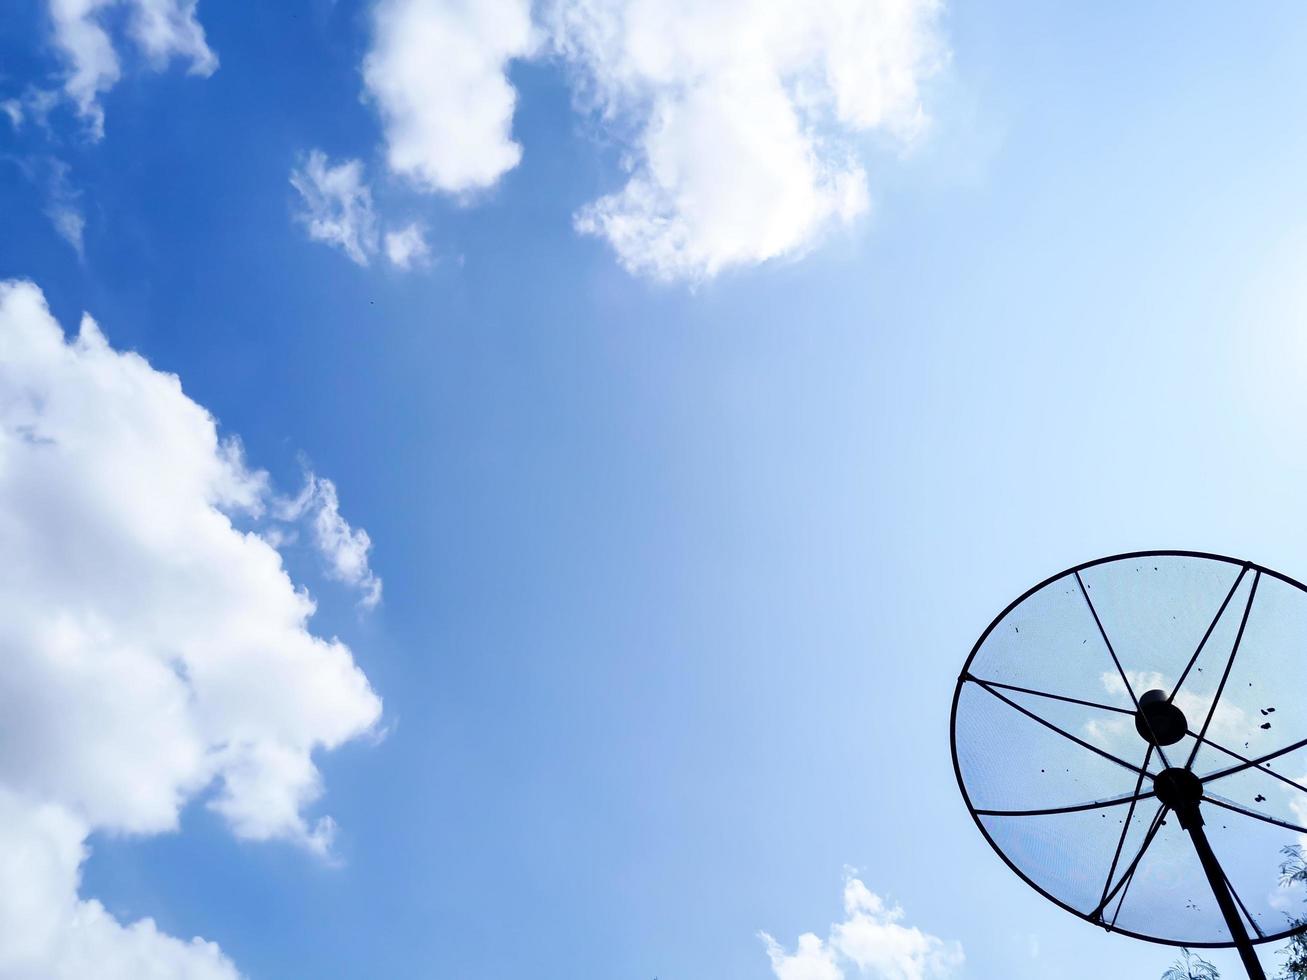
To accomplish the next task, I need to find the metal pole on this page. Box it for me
[1174,802,1266,980]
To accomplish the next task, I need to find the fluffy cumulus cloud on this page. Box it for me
[363,0,537,194]
[45,0,217,137]
[548,0,943,280]
[0,791,239,979]
[357,0,944,281]
[0,280,383,976]
[762,877,963,980]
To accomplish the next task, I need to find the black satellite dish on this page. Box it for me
[952,551,1307,980]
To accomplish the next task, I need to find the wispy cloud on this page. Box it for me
[2,155,87,257]
[277,473,384,609]
[290,150,434,272]
[44,158,85,257]
[290,150,381,266]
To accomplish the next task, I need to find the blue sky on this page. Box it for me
[5,2,1307,979]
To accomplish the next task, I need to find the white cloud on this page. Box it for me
[568,73,870,282]
[46,0,217,138]
[47,206,85,255]
[0,280,382,973]
[549,0,944,281]
[279,474,383,609]
[0,790,240,979]
[290,151,381,265]
[0,100,22,128]
[44,159,85,257]
[356,0,943,281]
[0,88,61,136]
[1097,671,1252,754]
[363,0,536,194]
[762,877,963,980]
[5,156,86,257]
[289,152,435,271]
[766,932,844,980]
[384,222,432,269]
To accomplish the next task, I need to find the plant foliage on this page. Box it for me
[1161,948,1221,980]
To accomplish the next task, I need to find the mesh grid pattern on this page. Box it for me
[953,553,1307,946]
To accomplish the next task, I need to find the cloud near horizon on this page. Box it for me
[762,877,964,980]
[0,279,383,977]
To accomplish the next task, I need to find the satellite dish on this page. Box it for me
[952,551,1307,980]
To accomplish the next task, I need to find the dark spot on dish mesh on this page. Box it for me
[1262,722,1272,730]
[1256,794,1267,803]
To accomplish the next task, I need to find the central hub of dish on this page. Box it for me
[1153,766,1202,806]
[1152,767,1205,831]
[1134,688,1188,747]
